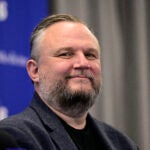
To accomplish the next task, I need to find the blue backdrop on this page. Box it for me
[0,0,48,119]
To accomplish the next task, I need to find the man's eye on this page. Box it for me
[58,52,73,58]
[85,53,97,59]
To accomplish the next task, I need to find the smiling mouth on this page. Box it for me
[66,75,93,81]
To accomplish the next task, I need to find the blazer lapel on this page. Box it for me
[30,92,78,150]
[49,125,77,150]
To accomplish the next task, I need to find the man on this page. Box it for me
[0,14,138,150]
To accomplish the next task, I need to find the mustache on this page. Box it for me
[65,72,94,81]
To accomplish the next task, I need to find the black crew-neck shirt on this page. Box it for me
[61,118,103,150]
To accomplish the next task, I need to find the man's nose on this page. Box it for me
[73,53,90,69]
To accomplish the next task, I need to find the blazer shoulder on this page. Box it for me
[0,107,50,150]
[0,106,42,132]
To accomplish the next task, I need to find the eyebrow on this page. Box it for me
[56,47,75,52]
[56,46,99,53]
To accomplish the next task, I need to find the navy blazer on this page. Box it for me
[0,92,138,150]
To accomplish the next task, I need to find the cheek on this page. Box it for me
[91,62,101,77]
[47,62,72,79]
[91,64,101,87]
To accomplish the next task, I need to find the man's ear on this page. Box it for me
[26,59,39,83]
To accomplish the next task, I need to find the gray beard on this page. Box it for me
[39,79,100,117]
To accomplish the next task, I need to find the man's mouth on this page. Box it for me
[66,74,93,81]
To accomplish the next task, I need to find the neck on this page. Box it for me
[49,106,88,129]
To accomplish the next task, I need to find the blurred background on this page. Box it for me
[0,0,149,149]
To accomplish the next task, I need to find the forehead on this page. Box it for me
[40,21,100,51]
[45,22,91,36]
